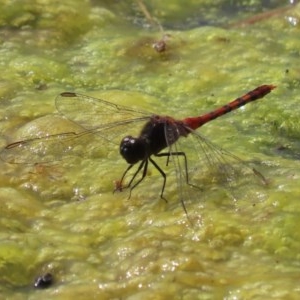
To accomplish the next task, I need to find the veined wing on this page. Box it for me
[1,130,90,164]
[55,92,151,130]
[160,122,268,215]
[182,126,268,193]
[1,93,152,164]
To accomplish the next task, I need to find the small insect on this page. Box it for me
[1,85,275,213]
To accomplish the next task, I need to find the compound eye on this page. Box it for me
[120,136,146,164]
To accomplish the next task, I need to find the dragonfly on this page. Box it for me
[1,85,276,214]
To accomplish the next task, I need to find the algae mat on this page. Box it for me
[0,1,299,299]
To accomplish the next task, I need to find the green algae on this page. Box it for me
[0,0,300,299]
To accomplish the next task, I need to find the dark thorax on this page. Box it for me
[119,115,190,165]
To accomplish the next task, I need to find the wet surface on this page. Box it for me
[0,1,299,299]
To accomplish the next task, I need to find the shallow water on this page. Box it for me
[0,0,300,299]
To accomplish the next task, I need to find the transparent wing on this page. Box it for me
[1,93,152,164]
[155,122,268,216]
[1,131,89,164]
[55,92,151,130]
[181,126,268,197]
[164,122,192,215]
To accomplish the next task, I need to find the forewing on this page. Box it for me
[55,92,150,130]
[1,93,152,164]
[1,131,87,164]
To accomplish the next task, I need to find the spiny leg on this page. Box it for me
[114,161,146,197]
[114,164,134,193]
[114,160,148,199]
[149,157,167,202]
[156,151,201,189]
[126,159,148,198]
[156,151,202,216]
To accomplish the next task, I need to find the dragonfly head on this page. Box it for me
[120,136,147,164]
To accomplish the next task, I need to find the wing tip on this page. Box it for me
[60,92,77,97]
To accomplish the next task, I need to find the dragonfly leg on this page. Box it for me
[115,160,149,199]
[156,151,204,216]
[126,159,148,198]
[114,164,134,193]
[156,151,203,191]
[149,157,167,202]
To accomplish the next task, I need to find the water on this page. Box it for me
[0,1,299,299]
